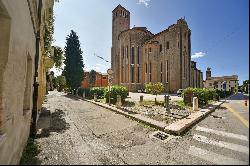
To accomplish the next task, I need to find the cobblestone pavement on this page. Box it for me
[34,91,249,165]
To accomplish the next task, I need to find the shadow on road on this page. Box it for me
[36,108,70,139]
[63,94,81,101]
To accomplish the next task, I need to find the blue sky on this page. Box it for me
[52,0,249,85]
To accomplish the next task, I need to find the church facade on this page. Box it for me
[111,5,203,92]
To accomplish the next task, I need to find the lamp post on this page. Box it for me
[107,69,113,106]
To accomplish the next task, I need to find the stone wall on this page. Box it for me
[0,0,36,164]
[0,0,53,164]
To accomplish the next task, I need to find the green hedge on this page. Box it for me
[183,88,234,106]
[89,87,106,99]
[182,88,217,106]
[77,88,91,98]
[105,85,128,104]
[215,90,233,99]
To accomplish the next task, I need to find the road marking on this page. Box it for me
[193,134,249,154]
[188,145,249,165]
[196,126,249,141]
[223,103,249,128]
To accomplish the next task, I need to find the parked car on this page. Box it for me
[177,89,183,97]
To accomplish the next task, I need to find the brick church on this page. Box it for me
[111,5,203,93]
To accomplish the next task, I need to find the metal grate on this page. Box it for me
[153,132,169,140]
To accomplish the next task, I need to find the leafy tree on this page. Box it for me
[57,75,67,92]
[242,80,249,93]
[52,77,59,89]
[52,46,64,69]
[63,30,84,93]
[145,82,165,104]
[89,70,97,87]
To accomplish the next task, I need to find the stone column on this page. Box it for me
[116,95,122,108]
[94,93,97,102]
[193,97,199,111]
[139,95,144,106]
[165,95,170,113]
[82,91,85,99]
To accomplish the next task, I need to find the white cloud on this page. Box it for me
[191,52,206,59]
[137,0,151,7]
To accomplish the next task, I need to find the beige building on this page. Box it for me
[111,5,203,92]
[203,68,238,92]
[0,0,54,164]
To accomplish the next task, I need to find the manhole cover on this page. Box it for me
[153,132,169,140]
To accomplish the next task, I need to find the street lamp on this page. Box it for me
[107,68,113,106]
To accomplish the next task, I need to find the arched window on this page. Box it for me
[131,47,135,64]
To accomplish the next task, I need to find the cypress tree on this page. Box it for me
[63,30,84,92]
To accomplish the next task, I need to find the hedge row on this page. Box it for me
[182,88,234,106]
[182,88,216,106]
[105,85,129,104]
[77,85,129,104]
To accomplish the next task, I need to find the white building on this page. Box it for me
[203,68,238,92]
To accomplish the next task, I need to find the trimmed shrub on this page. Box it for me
[77,88,91,98]
[89,87,106,99]
[183,88,217,106]
[105,85,128,104]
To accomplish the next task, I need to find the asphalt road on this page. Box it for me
[34,91,249,165]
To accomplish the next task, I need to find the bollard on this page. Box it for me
[94,93,97,102]
[193,97,199,111]
[139,95,144,106]
[165,95,170,113]
[76,89,79,96]
[116,95,122,108]
[82,91,85,99]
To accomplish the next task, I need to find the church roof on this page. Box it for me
[118,27,153,39]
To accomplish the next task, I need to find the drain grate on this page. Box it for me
[153,132,169,140]
[211,114,225,119]
[150,131,180,142]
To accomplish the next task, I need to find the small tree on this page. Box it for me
[145,82,165,104]
[89,70,97,87]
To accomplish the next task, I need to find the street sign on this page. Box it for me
[108,75,113,85]
[107,68,113,75]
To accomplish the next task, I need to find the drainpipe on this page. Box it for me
[30,0,42,138]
